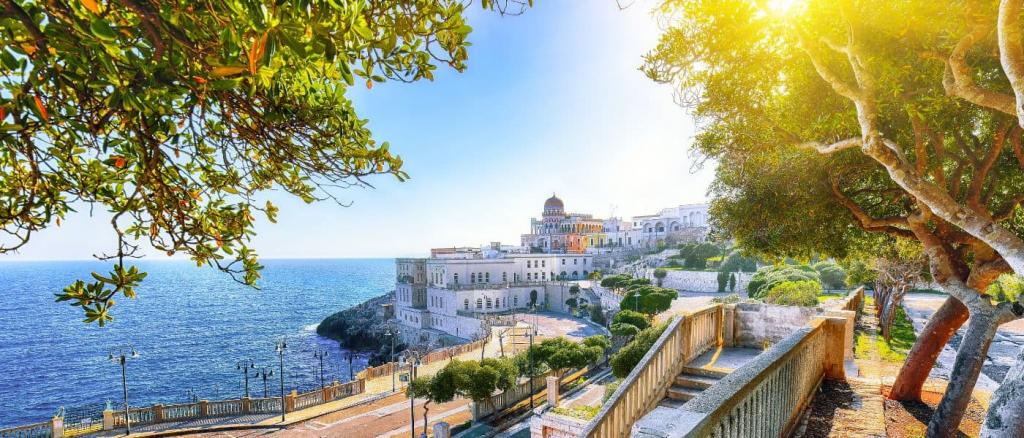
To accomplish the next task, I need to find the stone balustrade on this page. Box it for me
[581,304,724,438]
[633,315,847,437]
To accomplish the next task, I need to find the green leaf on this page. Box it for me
[89,19,118,42]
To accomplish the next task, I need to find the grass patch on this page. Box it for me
[552,405,601,421]
[856,296,917,363]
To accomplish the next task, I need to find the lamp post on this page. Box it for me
[255,367,274,398]
[236,359,255,398]
[275,339,287,423]
[346,352,355,382]
[108,344,139,436]
[313,348,328,389]
[528,307,537,410]
[185,388,199,403]
[385,326,400,392]
[401,352,421,438]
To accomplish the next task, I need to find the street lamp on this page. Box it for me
[255,366,274,398]
[185,388,199,404]
[108,344,139,436]
[236,359,256,398]
[275,339,287,423]
[346,352,355,382]
[384,326,400,392]
[401,352,422,438]
[528,308,538,411]
[313,348,328,389]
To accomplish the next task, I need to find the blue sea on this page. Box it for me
[0,258,393,428]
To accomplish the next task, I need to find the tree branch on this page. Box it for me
[999,0,1024,126]
[928,24,1018,115]
[798,137,861,154]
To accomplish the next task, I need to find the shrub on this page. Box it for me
[600,274,633,290]
[610,309,649,336]
[620,286,677,316]
[813,261,847,290]
[611,323,668,378]
[747,265,821,299]
[653,268,667,286]
[764,280,820,307]
[716,271,728,292]
[988,274,1024,303]
[720,250,758,272]
[711,293,741,304]
[728,273,737,292]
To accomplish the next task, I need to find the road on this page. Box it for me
[181,392,471,437]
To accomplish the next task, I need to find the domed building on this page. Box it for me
[523,194,605,253]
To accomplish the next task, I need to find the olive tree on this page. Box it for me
[645,1,1024,434]
[0,0,526,325]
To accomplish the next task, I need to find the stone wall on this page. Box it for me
[727,302,821,348]
[660,270,752,294]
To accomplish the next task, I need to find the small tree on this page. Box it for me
[531,337,602,380]
[583,335,612,364]
[764,280,820,307]
[611,323,668,378]
[610,309,651,338]
[407,367,457,437]
[529,290,538,308]
[653,268,668,286]
[728,273,737,292]
[620,286,677,317]
[588,304,607,326]
[716,271,728,293]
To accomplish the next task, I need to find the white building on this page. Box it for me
[395,252,594,339]
[630,203,711,247]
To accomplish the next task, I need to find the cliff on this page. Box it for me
[316,293,394,351]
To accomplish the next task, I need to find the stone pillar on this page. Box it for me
[153,404,164,422]
[241,397,250,414]
[199,400,209,417]
[825,309,857,359]
[433,422,451,438]
[102,409,114,431]
[284,390,297,412]
[322,385,333,403]
[546,376,559,408]
[51,416,64,438]
[812,316,847,381]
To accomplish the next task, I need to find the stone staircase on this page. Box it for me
[659,366,728,409]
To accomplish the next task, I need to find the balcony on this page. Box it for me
[442,280,549,291]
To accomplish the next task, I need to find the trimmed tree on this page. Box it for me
[619,286,677,317]
[653,268,668,286]
[645,1,1024,434]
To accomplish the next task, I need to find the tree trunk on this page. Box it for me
[422,401,429,437]
[982,343,1024,437]
[890,296,969,401]
[927,311,1000,438]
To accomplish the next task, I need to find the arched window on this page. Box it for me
[453,273,459,284]
[486,297,493,309]
[583,270,589,277]
[503,272,508,282]
[471,273,476,283]
[476,298,483,309]
[485,272,490,282]
[513,295,519,306]
[464,299,469,310]
[572,271,579,279]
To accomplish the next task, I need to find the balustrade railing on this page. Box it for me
[250,397,282,414]
[206,400,243,417]
[583,304,724,438]
[294,391,324,411]
[161,403,200,421]
[112,406,155,428]
[0,421,52,438]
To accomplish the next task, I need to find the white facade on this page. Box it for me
[394,253,594,339]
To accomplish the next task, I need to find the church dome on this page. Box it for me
[544,194,564,213]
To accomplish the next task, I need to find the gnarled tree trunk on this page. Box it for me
[927,310,1001,438]
[890,296,969,401]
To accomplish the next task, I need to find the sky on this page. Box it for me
[3,1,712,261]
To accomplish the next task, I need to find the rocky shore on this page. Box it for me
[316,293,403,366]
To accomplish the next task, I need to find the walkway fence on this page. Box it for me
[0,379,364,438]
[582,304,724,438]
[633,288,863,438]
[358,338,486,380]
[472,366,590,420]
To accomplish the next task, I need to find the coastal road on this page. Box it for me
[181,392,471,438]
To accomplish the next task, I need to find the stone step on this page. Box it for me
[674,373,720,390]
[665,385,703,401]
[657,397,688,409]
[680,366,729,379]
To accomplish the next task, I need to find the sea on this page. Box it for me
[0,258,394,428]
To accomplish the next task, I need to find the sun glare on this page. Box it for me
[766,0,801,16]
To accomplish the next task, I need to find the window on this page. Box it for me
[573,271,578,279]
[562,259,566,265]
[542,272,547,280]
[453,273,459,284]
[470,273,476,283]
[583,259,587,265]
[514,295,519,306]
[464,299,469,310]
[486,298,493,309]
[503,272,507,282]
[476,298,483,309]
[485,272,490,282]
[583,270,589,277]
[527,260,531,268]
[542,260,546,267]
[574,258,578,265]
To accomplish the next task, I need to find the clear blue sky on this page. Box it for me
[4,1,712,261]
